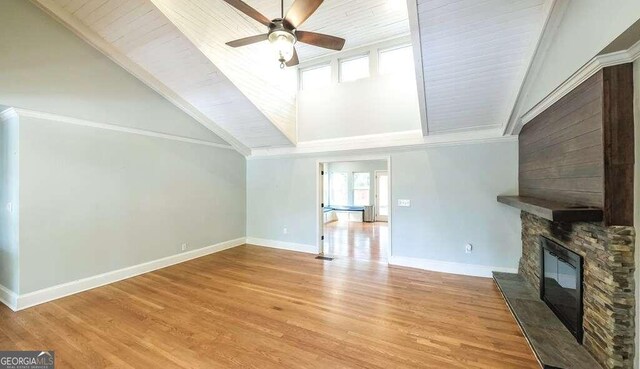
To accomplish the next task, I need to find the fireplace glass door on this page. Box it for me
[540,237,583,342]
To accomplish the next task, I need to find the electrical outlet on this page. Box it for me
[181,243,188,252]
[283,227,288,235]
[465,243,473,254]
[398,199,411,207]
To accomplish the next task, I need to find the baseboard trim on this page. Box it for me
[389,256,518,278]
[0,284,18,311]
[246,237,317,254]
[7,237,246,311]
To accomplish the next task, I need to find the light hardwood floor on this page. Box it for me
[0,245,537,368]
[324,221,388,261]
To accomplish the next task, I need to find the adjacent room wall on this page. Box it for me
[247,140,521,275]
[523,0,640,114]
[0,0,247,296]
[0,111,19,293]
[0,0,226,144]
[326,160,387,206]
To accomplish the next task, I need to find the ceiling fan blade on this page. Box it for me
[286,47,299,67]
[226,34,268,47]
[284,0,323,29]
[296,31,345,51]
[221,0,271,26]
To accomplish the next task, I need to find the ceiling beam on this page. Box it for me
[501,0,572,136]
[501,0,560,136]
[406,0,429,136]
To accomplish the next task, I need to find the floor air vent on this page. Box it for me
[315,255,334,261]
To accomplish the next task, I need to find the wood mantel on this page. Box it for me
[497,195,603,222]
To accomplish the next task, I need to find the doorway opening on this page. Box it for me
[317,158,390,262]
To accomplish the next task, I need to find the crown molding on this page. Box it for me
[510,39,640,135]
[248,127,516,159]
[11,108,235,150]
[30,0,251,156]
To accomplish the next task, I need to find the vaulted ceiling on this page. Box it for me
[33,0,553,155]
[414,0,549,135]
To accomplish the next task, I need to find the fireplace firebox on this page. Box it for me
[540,236,584,342]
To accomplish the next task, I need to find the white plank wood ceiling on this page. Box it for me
[230,0,411,60]
[417,0,548,134]
[32,0,554,153]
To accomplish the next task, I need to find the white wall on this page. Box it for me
[0,112,19,292]
[297,42,421,142]
[247,139,521,275]
[633,59,640,369]
[0,0,247,296]
[326,160,387,206]
[523,0,640,113]
[0,0,226,144]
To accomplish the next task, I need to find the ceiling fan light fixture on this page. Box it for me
[269,30,296,68]
[223,0,345,68]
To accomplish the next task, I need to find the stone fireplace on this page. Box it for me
[493,63,638,368]
[519,212,635,369]
[495,63,636,368]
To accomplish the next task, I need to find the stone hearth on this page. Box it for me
[519,212,636,369]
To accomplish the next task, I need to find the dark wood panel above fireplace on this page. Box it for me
[517,64,634,226]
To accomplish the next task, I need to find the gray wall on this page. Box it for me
[326,160,387,206]
[0,0,225,144]
[0,113,19,292]
[18,116,245,294]
[247,140,521,269]
[0,0,247,294]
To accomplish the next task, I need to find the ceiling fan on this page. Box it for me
[223,0,346,68]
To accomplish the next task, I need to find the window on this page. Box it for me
[353,172,370,206]
[300,64,331,90]
[339,54,369,82]
[329,172,348,205]
[378,45,414,75]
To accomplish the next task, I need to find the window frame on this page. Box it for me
[352,172,371,206]
[377,43,413,76]
[299,63,332,91]
[338,53,371,83]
